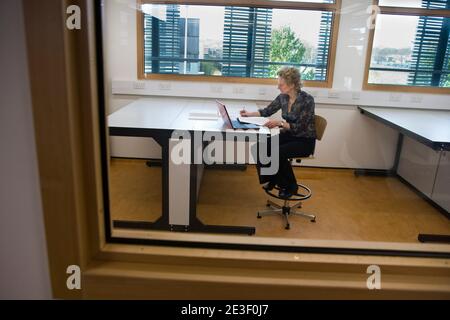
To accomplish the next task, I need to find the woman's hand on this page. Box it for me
[240,109,250,117]
[264,120,289,129]
[240,110,261,117]
[263,120,282,129]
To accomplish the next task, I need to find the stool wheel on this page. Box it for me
[285,224,290,230]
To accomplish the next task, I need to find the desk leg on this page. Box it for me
[354,133,404,177]
[351,131,450,244]
[146,160,162,167]
[113,134,171,231]
[186,161,255,236]
[418,234,450,244]
[114,136,192,231]
[114,133,255,235]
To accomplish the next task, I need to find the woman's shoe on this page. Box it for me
[278,188,293,199]
[263,181,276,191]
[288,185,298,196]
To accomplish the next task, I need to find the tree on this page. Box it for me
[200,61,221,76]
[444,59,450,87]
[269,26,306,77]
[301,68,315,80]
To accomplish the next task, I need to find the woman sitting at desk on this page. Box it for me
[240,67,316,198]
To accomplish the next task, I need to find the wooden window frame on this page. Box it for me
[23,0,450,299]
[136,0,342,88]
[363,0,450,94]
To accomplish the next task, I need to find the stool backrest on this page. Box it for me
[315,115,327,141]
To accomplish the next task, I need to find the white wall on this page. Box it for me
[0,0,52,299]
[104,0,449,168]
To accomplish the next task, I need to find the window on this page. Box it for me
[20,0,450,300]
[102,0,450,258]
[364,0,450,92]
[137,0,341,87]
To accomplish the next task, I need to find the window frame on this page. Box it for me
[23,0,450,299]
[363,0,450,93]
[136,0,342,88]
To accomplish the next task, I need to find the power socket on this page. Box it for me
[410,95,423,103]
[389,93,402,102]
[232,87,245,95]
[158,82,172,91]
[352,92,361,100]
[309,90,318,98]
[211,85,223,94]
[328,91,339,99]
[133,81,146,89]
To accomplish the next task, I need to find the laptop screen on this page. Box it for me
[216,100,233,129]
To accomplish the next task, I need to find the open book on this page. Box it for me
[237,117,266,126]
[238,110,282,126]
[189,110,218,120]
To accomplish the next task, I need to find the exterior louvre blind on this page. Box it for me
[142,3,335,81]
[408,0,450,86]
[222,7,273,77]
[144,5,181,74]
[315,11,332,81]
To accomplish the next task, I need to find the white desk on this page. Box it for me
[109,97,276,235]
[357,107,450,151]
[356,106,450,244]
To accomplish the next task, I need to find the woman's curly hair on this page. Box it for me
[277,67,303,91]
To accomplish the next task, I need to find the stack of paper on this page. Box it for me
[237,117,267,126]
[238,109,282,126]
[189,110,218,120]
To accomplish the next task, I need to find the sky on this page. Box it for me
[373,14,418,49]
[143,5,323,48]
[142,1,427,52]
[378,0,422,7]
[373,0,426,49]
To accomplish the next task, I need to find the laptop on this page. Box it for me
[216,100,260,130]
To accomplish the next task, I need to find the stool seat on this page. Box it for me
[257,115,326,230]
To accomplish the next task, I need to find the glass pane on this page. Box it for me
[379,0,450,9]
[270,0,334,2]
[142,4,333,81]
[368,14,450,87]
[101,1,450,254]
